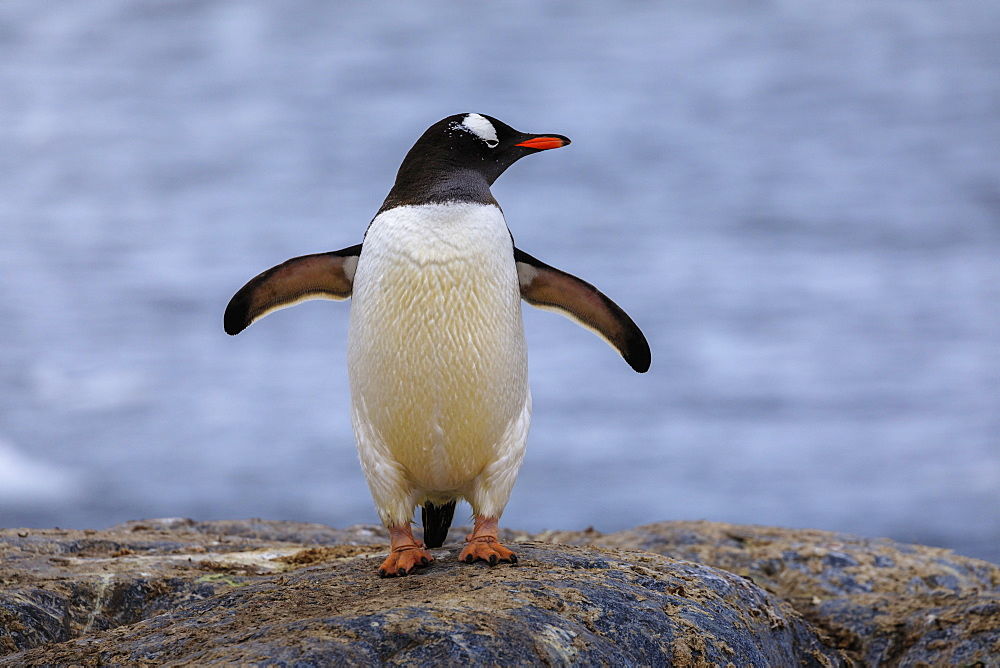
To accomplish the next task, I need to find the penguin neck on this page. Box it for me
[378,157,502,214]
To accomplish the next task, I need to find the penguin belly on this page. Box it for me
[347,203,530,527]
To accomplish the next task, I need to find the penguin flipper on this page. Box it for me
[224,244,362,335]
[514,247,650,373]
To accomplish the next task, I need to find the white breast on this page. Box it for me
[347,203,529,499]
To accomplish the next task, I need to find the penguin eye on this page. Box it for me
[484,138,499,149]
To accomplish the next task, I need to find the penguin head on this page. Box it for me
[381,114,570,210]
[438,113,570,179]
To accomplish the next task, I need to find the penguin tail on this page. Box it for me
[421,500,457,548]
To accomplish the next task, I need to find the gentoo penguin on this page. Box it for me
[225,113,650,577]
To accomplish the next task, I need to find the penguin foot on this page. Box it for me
[458,516,517,566]
[377,544,433,578]
[459,535,517,566]
[378,523,434,577]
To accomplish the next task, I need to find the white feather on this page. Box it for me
[347,202,530,527]
[458,113,499,147]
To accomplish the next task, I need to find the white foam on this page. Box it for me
[32,363,148,413]
[0,437,81,503]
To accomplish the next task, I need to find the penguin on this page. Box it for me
[225,113,650,577]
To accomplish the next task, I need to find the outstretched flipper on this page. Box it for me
[224,244,362,335]
[514,248,650,373]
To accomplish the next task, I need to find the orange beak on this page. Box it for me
[515,136,570,150]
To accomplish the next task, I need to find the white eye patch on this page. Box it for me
[458,113,499,148]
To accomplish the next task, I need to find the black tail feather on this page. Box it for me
[421,500,457,548]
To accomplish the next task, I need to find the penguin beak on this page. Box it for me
[515,135,571,151]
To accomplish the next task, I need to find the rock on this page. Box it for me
[547,522,1000,666]
[0,519,387,657]
[0,519,996,665]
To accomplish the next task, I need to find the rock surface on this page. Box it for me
[552,522,1000,666]
[0,519,997,666]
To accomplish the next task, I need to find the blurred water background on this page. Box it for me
[1,1,998,562]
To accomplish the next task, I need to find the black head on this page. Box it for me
[379,113,570,212]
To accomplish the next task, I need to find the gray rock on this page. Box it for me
[1,519,996,665]
[548,521,1000,666]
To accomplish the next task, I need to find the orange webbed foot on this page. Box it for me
[378,523,433,577]
[458,516,517,566]
[377,544,433,577]
[459,535,517,566]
